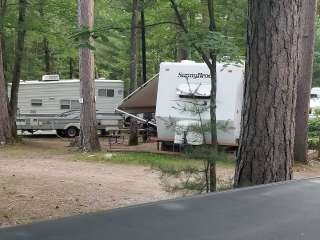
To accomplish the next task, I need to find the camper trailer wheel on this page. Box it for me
[27,130,37,134]
[66,127,79,138]
[56,129,66,138]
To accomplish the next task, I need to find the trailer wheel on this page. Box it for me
[65,127,79,138]
[56,129,66,138]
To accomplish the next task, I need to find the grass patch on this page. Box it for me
[77,152,235,174]
[0,139,70,158]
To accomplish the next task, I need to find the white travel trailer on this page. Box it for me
[310,87,320,118]
[9,75,124,137]
[117,61,244,146]
[156,61,244,146]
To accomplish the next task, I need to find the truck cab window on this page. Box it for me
[31,99,43,107]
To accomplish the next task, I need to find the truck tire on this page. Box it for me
[65,127,79,138]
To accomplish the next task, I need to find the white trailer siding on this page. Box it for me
[8,79,123,116]
[155,61,244,146]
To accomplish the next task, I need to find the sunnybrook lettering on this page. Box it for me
[177,72,211,79]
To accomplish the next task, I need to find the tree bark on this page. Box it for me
[129,0,139,93]
[0,38,12,144]
[235,0,301,187]
[294,0,317,163]
[79,0,101,152]
[9,0,27,138]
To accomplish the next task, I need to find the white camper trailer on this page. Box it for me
[156,61,244,146]
[310,87,320,118]
[117,61,244,146]
[9,75,124,137]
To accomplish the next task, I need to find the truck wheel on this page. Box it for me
[66,127,79,138]
[56,129,66,138]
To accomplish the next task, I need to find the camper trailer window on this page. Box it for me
[71,100,80,110]
[60,100,70,110]
[107,89,114,97]
[31,99,43,107]
[98,89,107,97]
[177,83,211,99]
[98,88,114,97]
[60,100,80,110]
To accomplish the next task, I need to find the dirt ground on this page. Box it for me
[0,138,176,228]
[1,137,320,229]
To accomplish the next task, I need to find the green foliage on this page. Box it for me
[2,0,247,92]
[308,111,320,149]
[313,17,320,86]
[78,151,232,170]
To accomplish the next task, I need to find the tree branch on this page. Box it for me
[169,0,212,68]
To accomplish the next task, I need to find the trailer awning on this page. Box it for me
[117,75,158,113]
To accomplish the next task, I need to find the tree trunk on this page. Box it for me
[170,0,218,192]
[9,0,27,139]
[176,12,189,61]
[129,118,139,146]
[0,0,7,82]
[207,0,217,192]
[294,0,317,163]
[69,57,74,79]
[129,0,139,93]
[0,37,12,144]
[79,0,101,152]
[39,0,51,74]
[235,0,301,187]
[42,37,51,74]
[140,0,147,84]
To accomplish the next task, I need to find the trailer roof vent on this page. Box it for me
[41,74,60,81]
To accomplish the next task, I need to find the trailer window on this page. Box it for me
[31,99,43,107]
[107,89,114,97]
[98,89,107,97]
[60,100,70,110]
[98,88,114,97]
[177,83,211,99]
[60,100,80,110]
[71,100,80,110]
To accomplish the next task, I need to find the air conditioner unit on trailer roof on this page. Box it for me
[42,74,60,81]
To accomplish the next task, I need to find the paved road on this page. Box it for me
[1,178,320,240]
